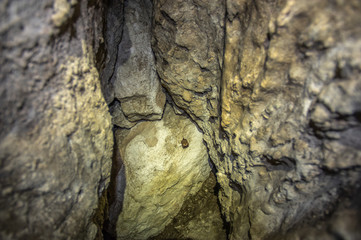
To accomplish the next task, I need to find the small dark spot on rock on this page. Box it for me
[181,138,189,148]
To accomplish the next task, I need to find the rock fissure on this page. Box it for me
[1,0,361,240]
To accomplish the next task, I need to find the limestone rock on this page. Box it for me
[152,0,361,239]
[2,0,361,239]
[114,104,210,239]
[150,173,227,240]
[113,0,166,122]
[100,0,125,104]
[152,0,225,121]
[217,1,361,238]
[110,101,137,129]
[0,1,113,239]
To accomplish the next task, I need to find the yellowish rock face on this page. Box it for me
[152,0,361,239]
[115,105,210,240]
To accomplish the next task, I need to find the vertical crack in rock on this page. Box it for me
[152,0,361,240]
[96,0,213,239]
[99,135,126,240]
[99,0,125,105]
[2,0,361,239]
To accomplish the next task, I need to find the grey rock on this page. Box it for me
[109,101,137,129]
[152,0,225,122]
[0,0,113,239]
[100,0,125,104]
[113,0,166,122]
[2,0,361,239]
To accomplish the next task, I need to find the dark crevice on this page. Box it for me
[99,0,125,104]
[95,0,228,239]
[160,10,177,26]
[102,132,126,240]
[92,1,126,239]
[214,180,231,240]
[262,155,296,172]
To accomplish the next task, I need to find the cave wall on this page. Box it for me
[114,105,210,239]
[0,0,113,239]
[153,0,361,239]
[1,0,361,239]
[100,1,213,239]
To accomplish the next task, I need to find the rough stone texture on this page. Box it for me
[2,0,361,239]
[153,0,361,239]
[152,0,225,122]
[111,0,166,122]
[0,0,113,239]
[273,187,361,240]
[99,0,124,104]
[109,100,137,129]
[114,104,210,240]
[150,172,227,240]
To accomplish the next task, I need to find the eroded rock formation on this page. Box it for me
[153,0,361,239]
[98,1,216,239]
[1,0,361,239]
[112,0,166,122]
[0,0,113,239]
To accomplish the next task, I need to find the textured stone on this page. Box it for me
[217,1,361,238]
[114,104,210,240]
[110,100,137,129]
[150,173,227,240]
[152,0,361,239]
[0,1,113,239]
[112,0,166,122]
[100,0,124,104]
[152,0,225,122]
[2,0,361,239]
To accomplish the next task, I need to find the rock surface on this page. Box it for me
[152,0,361,239]
[0,0,113,239]
[150,172,227,240]
[1,0,361,239]
[111,0,166,122]
[114,104,210,240]
[152,0,225,122]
